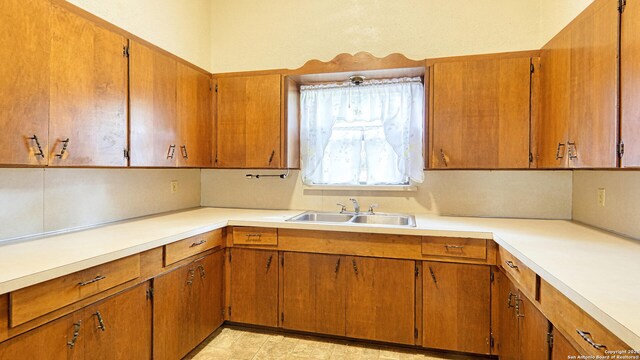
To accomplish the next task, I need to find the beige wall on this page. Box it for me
[0,169,201,242]
[201,170,573,220]
[66,0,211,70]
[539,0,594,46]
[573,171,640,240]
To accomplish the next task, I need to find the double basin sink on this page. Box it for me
[287,211,416,227]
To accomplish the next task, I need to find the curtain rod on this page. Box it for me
[300,76,422,91]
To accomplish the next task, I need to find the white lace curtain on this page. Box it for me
[300,77,424,185]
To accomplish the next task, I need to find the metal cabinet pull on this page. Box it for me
[568,141,578,160]
[505,260,519,270]
[428,267,438,286]
[78,275,106,287]
[186,268,195,285]
[266,255,273,271]
[55,138,70,158]
[444,244,464,251]
[507,292,516,308]
[190,240,207,247]
[555,143,566,160]
[67,321,82,349]
[245,234,262,242]
[29,135,45,158]
[180,145,188,159]
[439,149,449,167]
[94,311,106,332]
[334,258,341,274]
[197,264,206,278]
[167,144,176,159]
[576,330,607,350]
[352,259,358,276]
[268,150,275,165]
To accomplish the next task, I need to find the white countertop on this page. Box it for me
[0,207,638,349]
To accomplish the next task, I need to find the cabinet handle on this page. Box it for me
[78,275,106,287]
[555,143,566,160]
[94,311,106,332]
[505,260,519,270]
[428,267,438,286]
[439,149,449,167]
[576,329,607,351]
[67,321,82,349]
[266,255,273,271]
[28,135,45,158]
[167,144,176,159]
[187,268,195,285]
[55,138,70,159]
[190,239,207,247]
[568,141,578,160]
[268,150,275,165]
[334,258,341,274]
[444,244,464,251]
[180,145,188,159]
[197,264,206,278]
[352,259,358,276]
[507,292,516,308]
[245,234,262,242]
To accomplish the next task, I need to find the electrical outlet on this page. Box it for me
[597,188,606,207]
[170,180,178,194]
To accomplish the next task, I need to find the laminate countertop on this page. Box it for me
[0,207,638,348]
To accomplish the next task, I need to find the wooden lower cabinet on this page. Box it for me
[551,326,582,359]
[281,252,345,336]
[422,262,491,354]
[153,251,224,360]
[498,271,520,360]
[229,248,279,327]
[0,313,78,360]
[345,256,415,345]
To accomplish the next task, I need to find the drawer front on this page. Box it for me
[422,237,487,260]
[164,230,224,266]
[233,227,277,246]
[10,255,140,327]
[540,280,631,356]
[498,247,537,298]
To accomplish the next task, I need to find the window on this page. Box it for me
[300,77,424,186]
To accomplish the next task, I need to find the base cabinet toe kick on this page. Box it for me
[0,226,635,359]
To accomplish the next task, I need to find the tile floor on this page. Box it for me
[184,326,485,360]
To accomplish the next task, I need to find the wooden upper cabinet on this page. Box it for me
[177,63,213,167]
[48,5,128,167]
[130,41,179,167]
[621,0,640,167]
[539,0,619,168]
[422,262,491,355]
[216,74,282,168]
[431,57,532,169]
[0,0,50,166]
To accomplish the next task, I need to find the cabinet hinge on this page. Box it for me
[530,63,535,74]
[619,0,627,13]
[221,308,226,316]
[414,266,419,277]
[215,84,218,92]
[281,256,284,267]
[414,328,418,338]
[228,251,232,263]
[124,148,129,159]
[547,332,554,349]
[146,288,154,300]
[228,306,232,317]
[490,271,495,283]
[122,45,130,58]
[529,152,533,163]
[617,141,625,158]
[281,312,285,323]
[490,336,495,348]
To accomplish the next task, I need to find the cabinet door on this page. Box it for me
[0,312,80,360]
[432,57,531,169]
[567,0,618,168]
[192,251,224,344]
[345,256,415,345]
[83,283,152,359]
[0,0,50,165]
[130,41,178,167]
[517,292,550,360]
[539,30,571,168]
[216,74,281,168]
[281,252,345,336]
[422,262,491,354]
[621,0,640,167]
[229,248,278,327]
[498,273,520,360]
[49,5,128,167]
[153,260,196,360]
[551,326,582,359]
[177,63,212,167]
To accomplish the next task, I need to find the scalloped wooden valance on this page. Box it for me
[288,52,425,75]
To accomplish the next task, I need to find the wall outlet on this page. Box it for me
[597,188,606,207]
[170,180,178,194]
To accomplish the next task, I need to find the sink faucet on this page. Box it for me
[349,198,360,214]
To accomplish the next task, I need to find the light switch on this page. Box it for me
[171,180,178,193]
[597,188,605,207]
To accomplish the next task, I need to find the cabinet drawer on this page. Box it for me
[10,255,140,327]
[498,247,536,298]
[164,230,223,266]
[422,237,487,260]
[540,280,631,356]
[233,227,277,246]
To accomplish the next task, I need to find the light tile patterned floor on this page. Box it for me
[184,326,485,360]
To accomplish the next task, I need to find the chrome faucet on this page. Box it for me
[349,198,360,214]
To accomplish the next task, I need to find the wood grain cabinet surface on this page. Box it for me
[431,56,532,169]
[621,0,640,167]
[215,74,282,168]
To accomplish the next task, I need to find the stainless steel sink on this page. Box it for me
[287,211,416,227]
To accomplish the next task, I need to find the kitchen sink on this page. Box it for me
[287,211,416,227]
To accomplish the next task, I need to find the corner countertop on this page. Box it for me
[0,207,638,349]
